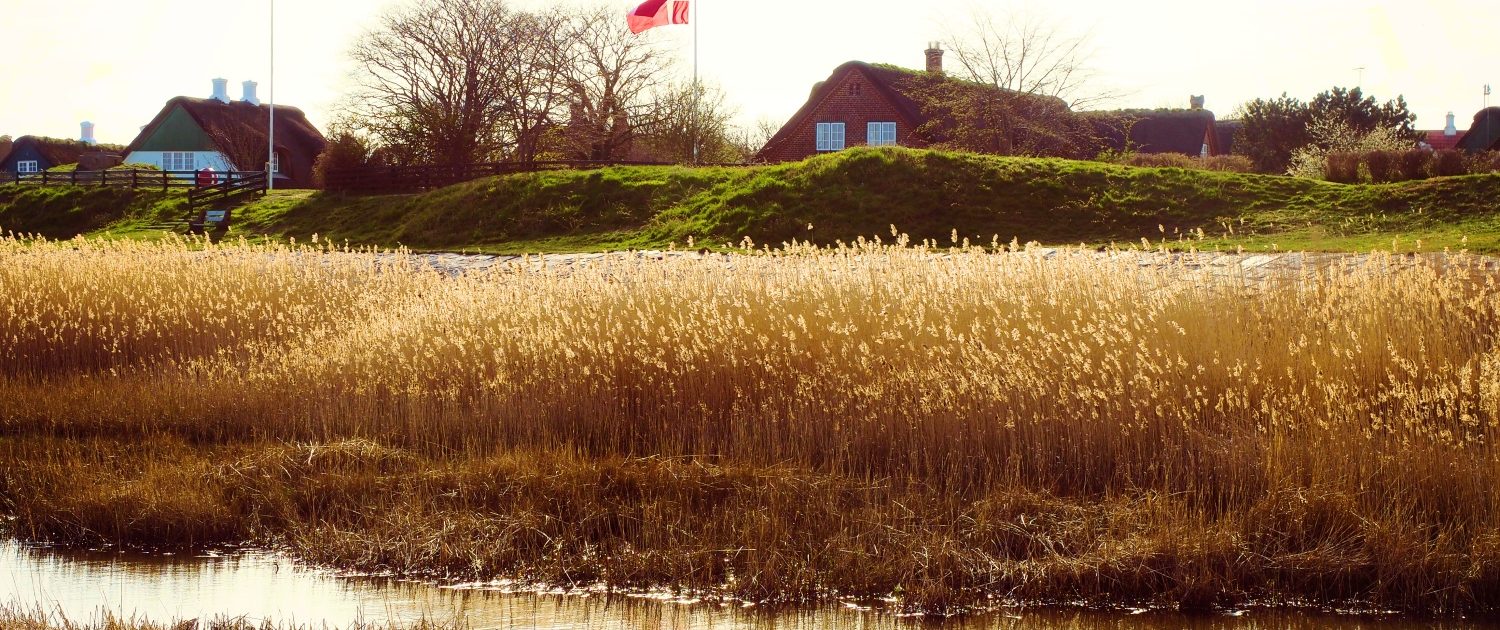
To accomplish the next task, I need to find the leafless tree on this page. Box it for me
[346,0,524,165]
[634,81,742,163]
[941,6,1115,109]
[553,5,674,161]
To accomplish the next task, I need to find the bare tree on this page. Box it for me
[554,5,673,161]
[347,0,522,165]
[634,81,741,163]
[941,6,1114,109]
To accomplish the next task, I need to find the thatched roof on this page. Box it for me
[125,97,327,187]
[4,136,123,168]
[1457,107,1500,152]
[1084,109,1219,156]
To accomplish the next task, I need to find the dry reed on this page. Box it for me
[2,234,1499,615]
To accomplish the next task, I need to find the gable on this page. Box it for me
[135,106,216,152]
[2,141,50,170]
[757,64,921,162]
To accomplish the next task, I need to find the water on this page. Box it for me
[1,540,1491,629]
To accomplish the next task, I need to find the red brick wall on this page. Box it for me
[760,67,922,163]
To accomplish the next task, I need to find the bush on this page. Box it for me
[1098,152,1251,173]
[1324,152,1361,183]
[1434,150,1468,177]
[1364,150,1399,183]
[1465,151,1500,175]
[312,128,383,189]
[1201,155,1255,173]
[1398,150,1431,181]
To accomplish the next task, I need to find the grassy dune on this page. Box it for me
[6,148,1500,252]
[3,235,1500,615]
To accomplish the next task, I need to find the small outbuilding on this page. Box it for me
[0,135,117,175]
[1457,107,1500,152]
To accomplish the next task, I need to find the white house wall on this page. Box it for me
[123,151,235,173]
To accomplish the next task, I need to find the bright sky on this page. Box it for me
[1,0,1495,146]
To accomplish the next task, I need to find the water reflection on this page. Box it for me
[1,541,1492,629]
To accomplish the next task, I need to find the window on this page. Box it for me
[849,82,862,97]
[867,122,897,146]
[816,122,845,152]
[16,160,39,174]
[162,152,195,171]
[269,152,281,174]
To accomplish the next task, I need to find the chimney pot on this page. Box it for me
[1190,95,1206,110]
[211,78,230,103]
[241,80,261,105]
[80,121,96,145]
[924,42,944,74]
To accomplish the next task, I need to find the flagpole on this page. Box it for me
[267,0,276,191]
[691,0,699,164]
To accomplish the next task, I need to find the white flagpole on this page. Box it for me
[267,0,276,191]
[691,0,699,164]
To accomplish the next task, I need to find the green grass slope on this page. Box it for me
[0,185,187,240]
[24,147,1500,252]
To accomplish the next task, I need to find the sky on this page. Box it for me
[0,0,1496,146]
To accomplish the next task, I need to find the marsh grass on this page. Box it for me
[2,235,1500,615]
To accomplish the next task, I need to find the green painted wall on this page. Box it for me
[136,106,215,151]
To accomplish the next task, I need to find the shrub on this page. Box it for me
[1465,151,1500,175]
[1121,152,1198,169]
[1398,150,1431,181]
[1364,150,1399,183]
[1201,155,1255,173]
[1434,150,1468,177]
[1324,152,1361,183]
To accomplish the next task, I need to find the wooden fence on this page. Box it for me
[323,160,746,194]
[0,169,260,190]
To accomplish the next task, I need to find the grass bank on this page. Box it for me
[18,147,1500,253]
[3,236,1500,616]
[0,185,186,240]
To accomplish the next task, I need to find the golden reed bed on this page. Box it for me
[2,235,1498,615]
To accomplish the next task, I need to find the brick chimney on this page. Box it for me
[1190,95,1206,110]
[1445,112,1458,136]
[80,121,96,145]
[925,42,944,74]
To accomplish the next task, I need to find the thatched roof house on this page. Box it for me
[123,79,328,187]
[0,136,123,174]
[1084,107,1225,157]
[756,48,1080,162]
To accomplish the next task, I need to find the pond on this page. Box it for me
[1,540,1491,629]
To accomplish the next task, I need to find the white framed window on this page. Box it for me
[162,152,195,171]
[269,152,281,174]
[867,122,897,146]
[16,160,39,174]
[816,122,845,152]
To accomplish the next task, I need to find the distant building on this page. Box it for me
[1085,102,1226,158]
[122,79,328,187]
[1456,107,1500,152]
[1417,112,1465,152]
[0,128,122,175]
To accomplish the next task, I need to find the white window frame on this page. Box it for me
[867,122,897,146]
[16,160,39,174]
[162,152,195,171]
[269,152,282,174]
[815,122,846,152]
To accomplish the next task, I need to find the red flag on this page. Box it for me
[628,0,689,34]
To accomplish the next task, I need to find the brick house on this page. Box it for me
[757,46,1226,162]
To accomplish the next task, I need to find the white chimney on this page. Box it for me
[211,78,230,103]
[1445,112,1458,136]
[80,121,96,145]
[241,80,261,105]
